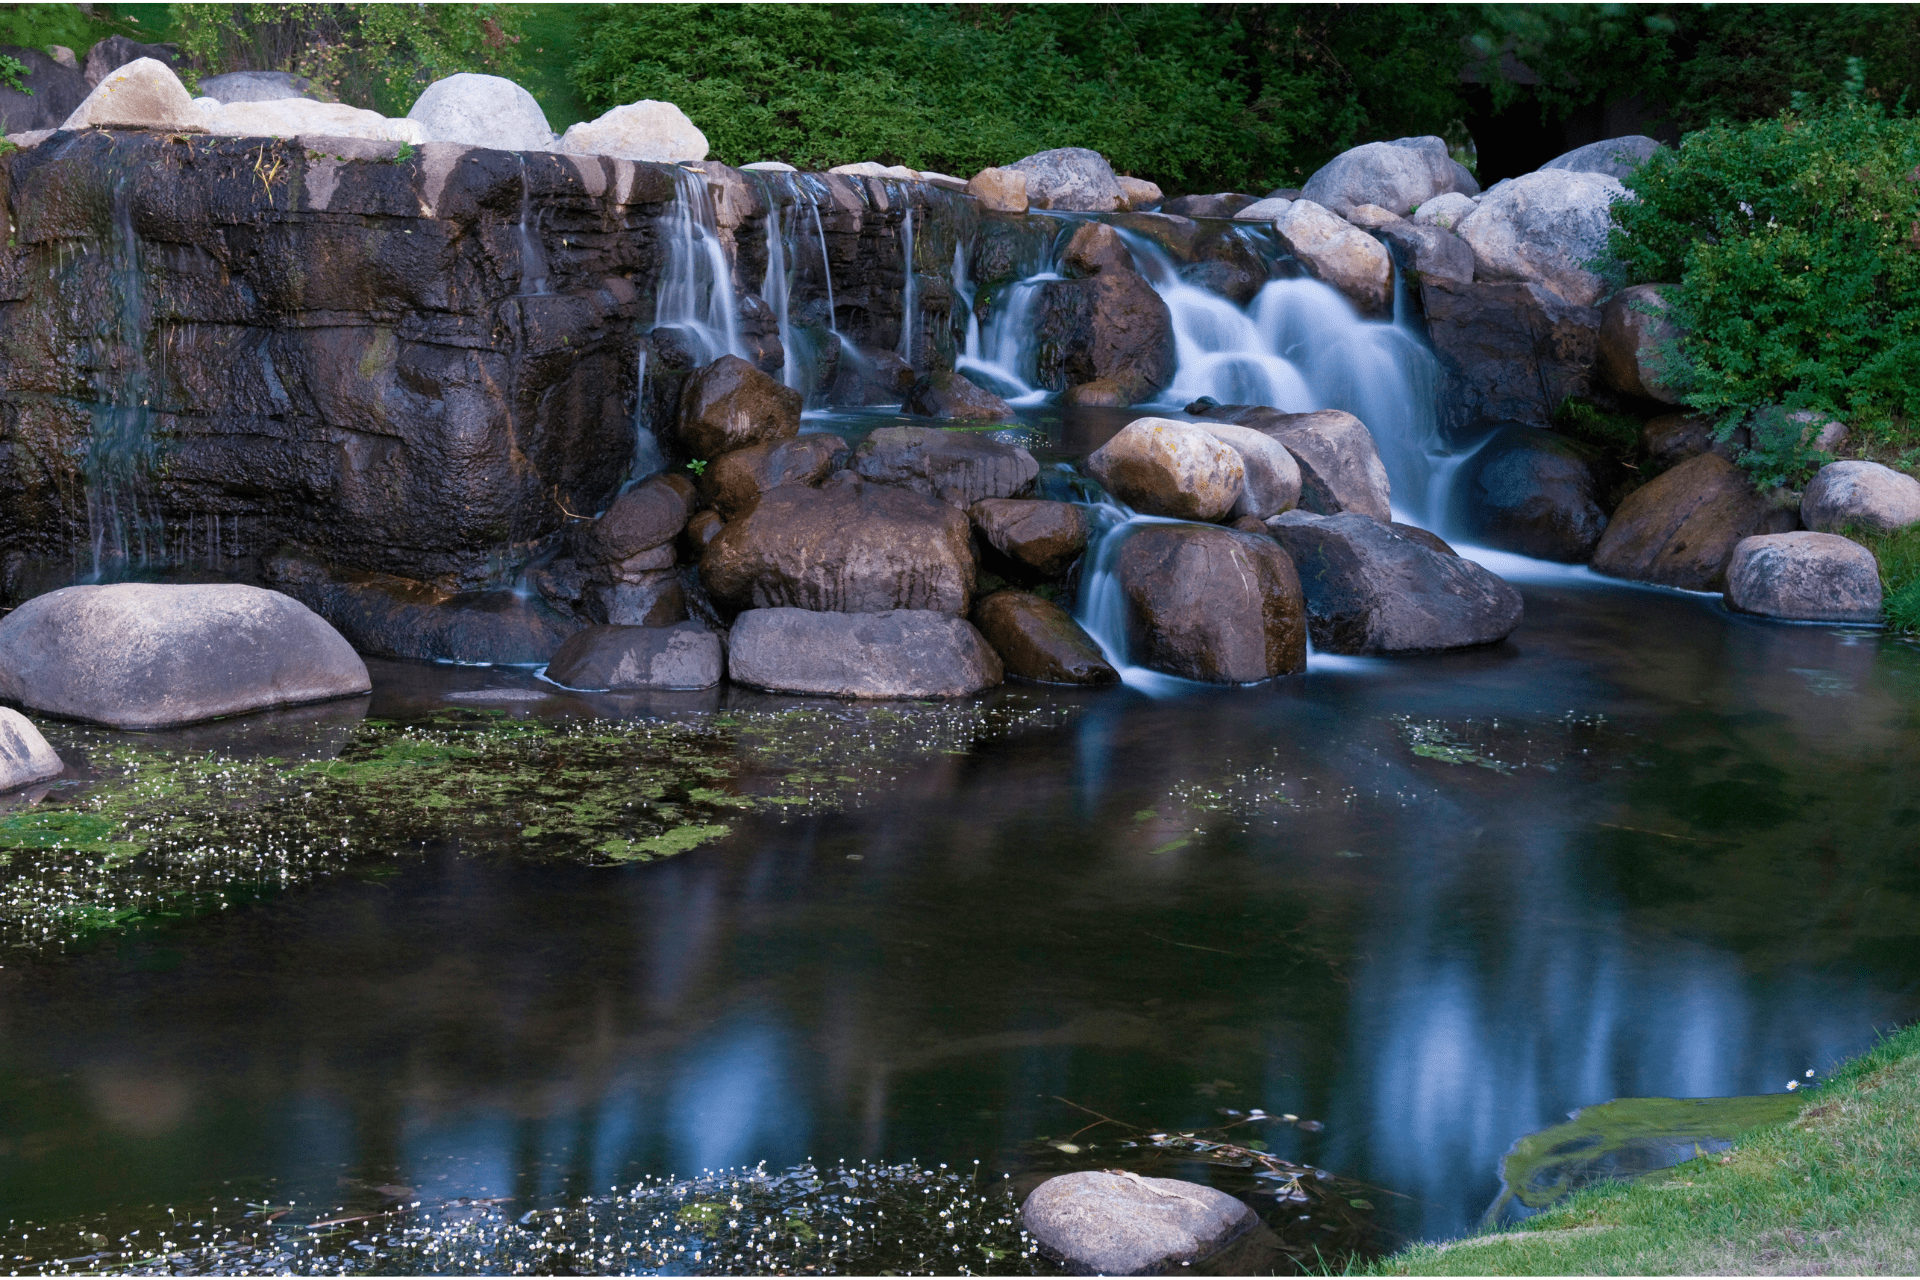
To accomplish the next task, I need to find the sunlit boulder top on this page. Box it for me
[406,71,554,152]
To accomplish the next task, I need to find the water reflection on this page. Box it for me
[0,584,1916,1249]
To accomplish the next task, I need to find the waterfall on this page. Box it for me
[895,201,916,363]
[629,346,666,482]
[652,166,746,365]
[514,155,551,297]
[808,199,838,337]
[760,193,800,392]
[84,167,163,579]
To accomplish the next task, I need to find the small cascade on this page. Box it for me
[952,215,1068,404]
[758,187,800,392]
[629,346,666,482]
[83,167,165,579]
[950,243,980,360]
[514,156,551,297]
[652,166,747,365]
[895,201,916,362]
[1051,473,1194,696]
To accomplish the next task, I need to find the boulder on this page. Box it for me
[1300,135,1471,218]
[1376,220,1475,285]
[275,570,583,665]
[1233,196,1294,222]
[1021,1171,1257,1277]
[728,608,1002,698]
[1269,512,1524,653]
[1801,460,1920,535]
[1453,425,1609,561]
[971,591,1117,685]
[195,70,319,103]
[1411,190,1477,231]
[0,708,63,793]
[0,584,371,730]
[1198,423,1302,519]
[1591,453,1790,590]
[1392,522,1458,556]
[1115,524,1308,682]
[1061,222,1136,278]
[851,426,1039,508]
[902,370,1013,422]
[198,97,424,143]
[1724,532,1883,623]
[1271,200,1392,315]
[740,160,797,173]
[1088,418,1245,521]
[1456,169,1626,307]
[1542,135,1666,181]
[1058,378,1131,407]
[1162,192,1257,218]
[544,621,722,690]
[700,473,975,614]
[1034,270,1177,401]
[81,35,179,87]
[966,166,1028,213]
[1205,406,1392,522]
[60,57,204,132]
[559,100,707,163]
[600,572,686,627]
[684,509,726,555]
[1116,175,1162,210]
[0,45,88,133]
[1641,412,1725,472]
[1344,202,1405,230]
[405,72,553,151]
[677,355,804,458]
[1005,146,1125,212]
[1419,276,1601,431]
[701,434,849,520]
[969,499,1090,576]
[1598,284,1686,403]
[578,473,697,563]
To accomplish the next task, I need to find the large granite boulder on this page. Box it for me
[1411,190,1477,231]
[1271,200,1392,315]
[1114,524,1307,682]
[60,57,203,132]
[196,97,424,143]
[1456,169,1626,307]
[1005,147,1125,212]
[1453,425,1608,561]
[969,499,1089,577]
[1542,135,1666,181]
[701,434,848,520]
[0,584,370,730]
[1270,512,1524,653]
[1300,136,1474,218]
[1800,460,1920,535]
[1199,423,1302,519]
[544,621,722,690]
[559,100,707,162]
[1724,532,1882,624]
[700,473,975,614]
[1591,453,1791,590]
[677,355,804,458]
[966,166,1028,213]
[971,591,1117,685]
[728,608,1002,698]
[1420,276,1601,431]
[851,426,1039,508]
[902,370,1013,421]
[196,70,319,103]
[1088,418,1245,521]
[1376,219,1475,285]
[1202,407,1392,522]
[1061,221,1136,278]
[0,708,63,793]
[0,45,88,133]
[1021,1172,1257,1275]
[1598,284,1686,403]
[577,473,697,564]
[1035,269,1177,402]
[405,72,553,151]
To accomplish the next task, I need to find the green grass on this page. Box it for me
[1369,1022,1920,1275]
[1841,524,1920,633]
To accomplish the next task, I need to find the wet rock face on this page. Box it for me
[728,607,1003,698]
[546,621,722,690]
[700,474,975,615]
[1115,524,1308,683]
[1724,532,1883,623]
[578,474,697,564]
[701,435,849,520]
[1060,221,1136,278]
[1035,270,1177,402]
[1269,512,1524,654]
[1088,418,1245,522]
[677,355,805,459]
[271,567,585,664]
[1591,453,1794,591]
[851,426,1038,508]
[1453,425,1609,562]
[0,583,371,729]
[1420,276,1601,432]
[970,498,1089,577]
[1021,1171,1257,1275]
[971,590,1117,685]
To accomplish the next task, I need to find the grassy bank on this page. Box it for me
[1371,1022,1920,1275]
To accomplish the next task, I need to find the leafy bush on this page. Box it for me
[1609,96,1920,485]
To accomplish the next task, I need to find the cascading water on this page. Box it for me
[895,201,916,362]
[514,156,551,297]
[84,167,164,579]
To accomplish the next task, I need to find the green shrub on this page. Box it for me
[1609,96,1920,486]
[1552,397,1641,456]
[1844,523,1920,631]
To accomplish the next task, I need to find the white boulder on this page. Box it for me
[1542,135,1666,181]
[559,100,706,163]
[1199,423,1301,519]
[406,72,552,152]
[0,708,63,793]
[1233,196,1293,222]
[1272,199,1392,314]
[1087,418,1245,522]
[1456,168,1626,307]
[1300,135,1473,217]
[1801,460,1920,535]
[740,160,796,172]
[196,97,424,143]
[60,57,204,132]
[1411,190,1477,231]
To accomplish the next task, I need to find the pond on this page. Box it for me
[2,567,1916,1271]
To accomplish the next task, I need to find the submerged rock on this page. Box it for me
[1271,200,1392,315]
[545,621,722,690]
[971,591,1117,685]
[677,355,805,458]
[902,370,1013,422]
[1453,425,1609,562]
[1598,284,1686,404]
[1088,418,1245,522]
[1270,512,1523,653]
[1021,1170,1257,1276]
[1006,146,1125,212]
[700,474,975,614]
[0,583,371,730]
[1724,532,1883,624]
[969,499,1090,577]
[559,100,707,163]
[728,608,1002,698]
[1456,169,1626,308]
[1115,524,1307,682]
[405,72,553,151]
[701,434,849,520]
[852,426,1039,508]
[0,708,63,793]
[60,56,203,132]
[1800,460,1920,535]
[1591,453,1793,590]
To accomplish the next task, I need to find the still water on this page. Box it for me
[2,573,1916,1259]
